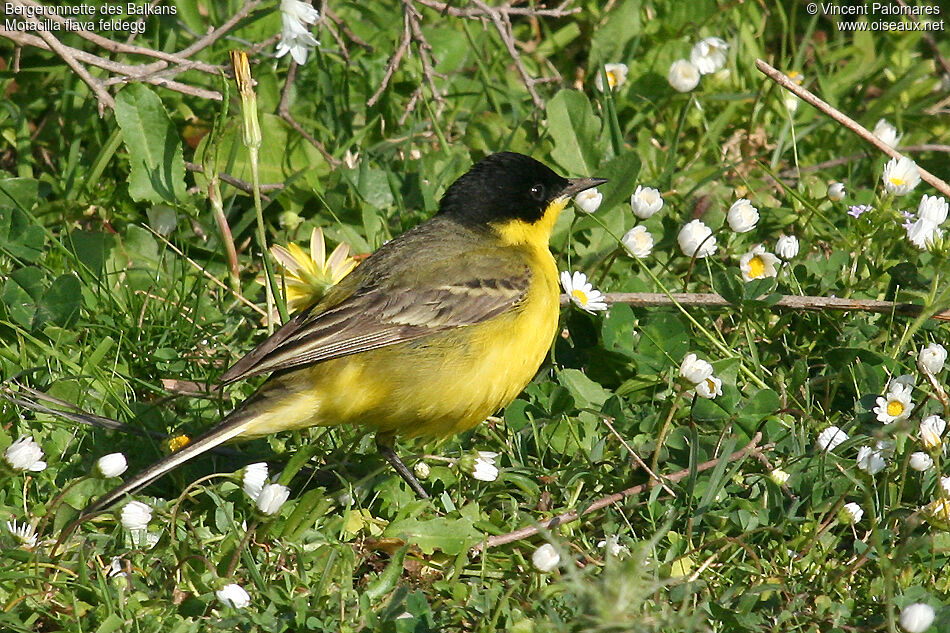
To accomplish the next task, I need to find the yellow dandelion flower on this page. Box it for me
[267,228,358,313]
[168,435,191,452]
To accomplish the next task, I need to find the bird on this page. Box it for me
[83,151,606,515]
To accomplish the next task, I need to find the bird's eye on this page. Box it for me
[530,184,545,201]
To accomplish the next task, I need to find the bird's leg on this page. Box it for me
[375,432,430,499]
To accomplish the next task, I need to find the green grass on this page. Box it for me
[2,1,950,631]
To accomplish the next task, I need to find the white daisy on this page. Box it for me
[574,188,603,214]
[872,118,901,149]
[216,583,251,609]
[680,353,714,384]
[918,342,947,375]
[917,195,949,225]
[838,502,863,524]
[727,198,759,233]
[920,415,947,450]
[690,37,729,75]
[909,452,934,471]
[856,445,886,475]
[668,59,700,92]
[560,271,608,313]
[595,63,629,91]
[256,483,290,515]
[621,226,654,258]
[4,435,46,472]
[242,462,269,502]
[677,219,717,258]
[739,245,780,282]
[6,519,38,549]
[873,382,914,424]
[817,426,848,452]
[532,543,560,572]
[882,156,920,196]
[899,603,935,633]
[775,235,799,260]
[95,453,128,478]
[827,182,846,201]
[629,185,664,219]
[695,375,722,399]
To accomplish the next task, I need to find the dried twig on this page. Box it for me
[780,144,950,178]
[366,3,415,107]
[571,292,950,322]
[755,58,950,198]
[33,27,114,114]
[277,62,340,166]
[2,28,223,101]
[472,432,763,552]
[471,0,545,108]
[2,0,269,106]
[185,162,285,194]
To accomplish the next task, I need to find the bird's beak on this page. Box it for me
[560,177,608,199]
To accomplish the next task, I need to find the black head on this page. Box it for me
[438,152,604,227]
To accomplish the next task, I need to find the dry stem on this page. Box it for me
[565,292,950,322]
[755,58,950,198]
[472,432,763,551]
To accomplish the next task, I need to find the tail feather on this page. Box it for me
[82,408,256,517]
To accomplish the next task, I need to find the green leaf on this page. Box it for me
[633,312,689,373]
[114,84,187,204]
[546,90,601,175]
[557,368,611,408]
[33,274,81,329]
[0,177,46,210]
[596,150,641,213]
[0,206,45,262]
[1,276,35,329]
[383,516,481,555]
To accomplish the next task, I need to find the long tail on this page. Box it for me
[82,406,258,517]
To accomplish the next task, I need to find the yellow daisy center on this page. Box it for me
[606,71,617,87]
[886,400,904,417]
[572,288,589,304]
[889,176,904,186]
[748,255,765,279]
[168,434,191,452]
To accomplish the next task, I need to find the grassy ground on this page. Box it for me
[2,0,950,631]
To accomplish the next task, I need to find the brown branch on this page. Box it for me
[177,0,265,58]
[403,0,445,108]
[472,432,763,551]
[414,0,580,18]
[2,28,222,101]
[471,0,544,109]
[366,4,414,107]
[15,0,219,74]
[277,63,340,166]
[566,292,950,322]
[779,144,950,178]
[755,58,950,198]
[184,162,284,194]
[33,28,114,114]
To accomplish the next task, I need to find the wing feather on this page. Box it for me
[219,264,531,384]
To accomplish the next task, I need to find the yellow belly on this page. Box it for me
[237,250,560,440]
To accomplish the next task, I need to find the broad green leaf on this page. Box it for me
[114,84,187,204]
[546,90,601,175]
[0,177,45,210]
[0,205,45,262]
[383,516,481,555]
[33,274,82,329]
[595,150,641,213]
[557,368,611,408]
